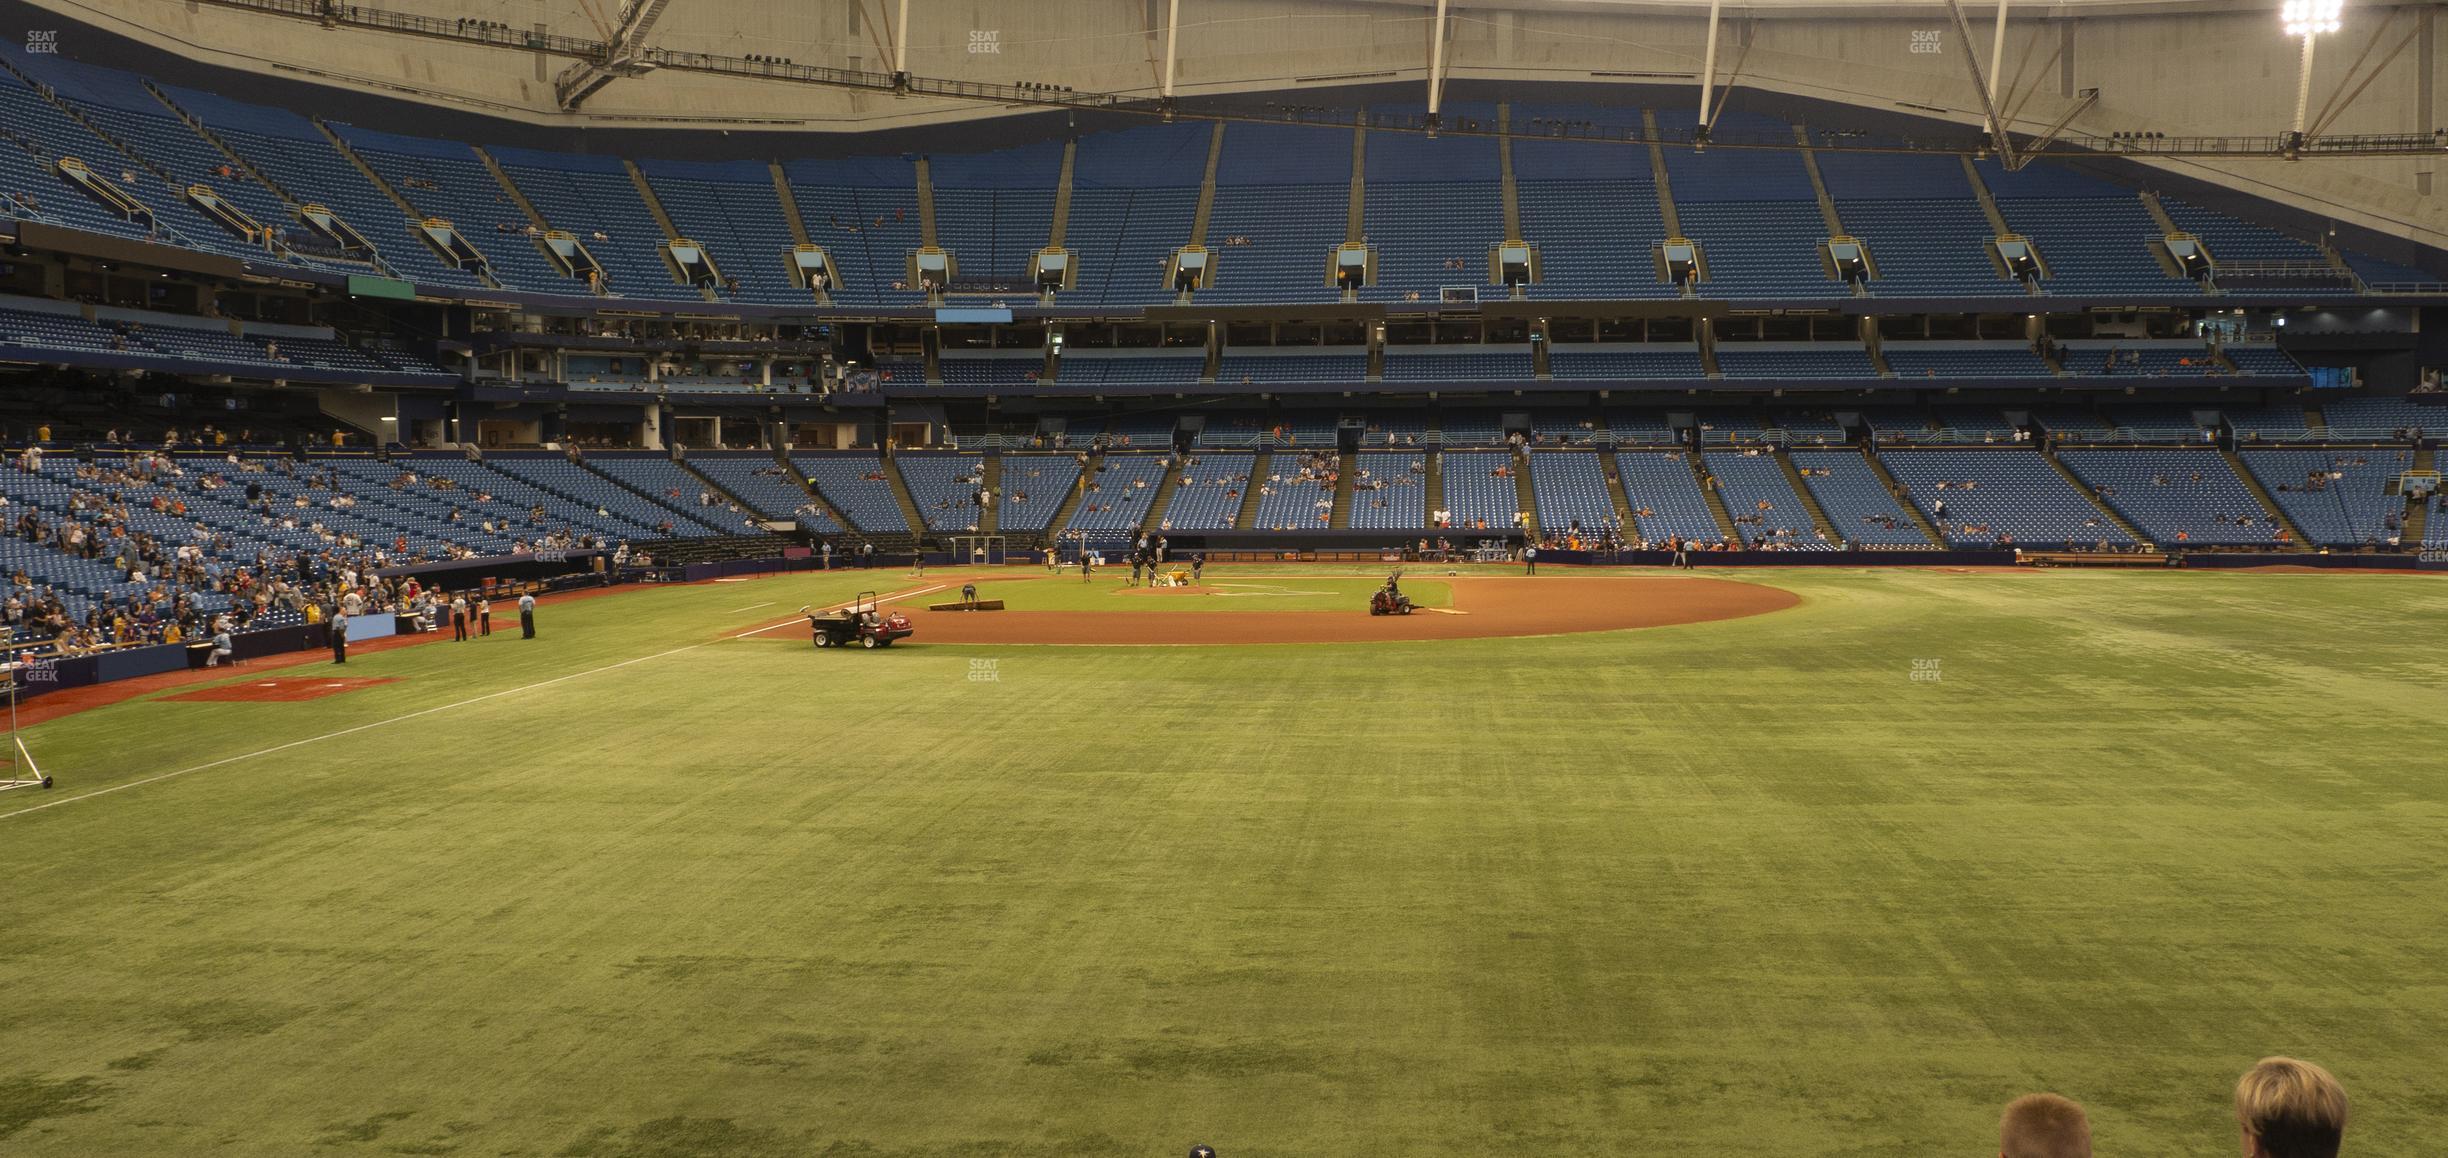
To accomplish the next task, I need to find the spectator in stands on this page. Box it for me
[1998,1093,2090,1158]
[2235,1057,2347,1158]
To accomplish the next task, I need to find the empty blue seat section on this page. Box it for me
[2058,341,2227,377]
[894,452,989,532]
[1615,451,1723,543]
[1714,344,1876,379]
[792,452,910,532]
[929,141,1060,288]
[1513,122,1671,301]
[0,72,278,265]
[1819,157,1975,281]
[416,455,678,540]
[1440,450,1518,529]
[488,147,685,299]
[1604,411,1678,445]
[1975,164,2178,298]
[497,455,729,535]
[1788,449,1930,547]
[939,356,1042,387]
[2160,199,2324,264]
[1059,353,1204,387]
[2220,345,2306,377]
[1214,351,1368,385]
[1065,453,1168,538]
[1878,449,2133,547]
[686,453,838,529]
[1547,345,1704,380]
[1104,412,1181,447]
[1161,453,1253,530]
[1437,410,1505,446]
[202,112,488,290]
[1378,349,1529,383]
[2317,396,2447,438]
[2223,404,2311,440]
[638,158,808,305]
[1704,450,1829,548]
[584,454,761,532]
[786,156,925,307]
[1661,113,1831,299]
[1201,124,1350,304]
[1067,124,1207,307]
[1528,451,1617,535]
[335,125,572,292]
[2096,406,2211,441]
[2344,251,2439,288]
[2239,448,2411,546]
[1360,112,1501,303]
[9,58,334,269]
[2059,448,2277,544]
[1349,451,1429,528]
[1883,343,2053,379]
[994,455,1084,533]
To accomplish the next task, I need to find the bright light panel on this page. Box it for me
[2283,0,2342,36]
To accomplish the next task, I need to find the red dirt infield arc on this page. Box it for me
[164,677,400,703]
[877,575,1797,645]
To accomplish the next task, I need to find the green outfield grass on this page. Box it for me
[2,566,2442,1156]
[912,573,1452,613]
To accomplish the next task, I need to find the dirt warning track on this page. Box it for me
[876,575,1796,645]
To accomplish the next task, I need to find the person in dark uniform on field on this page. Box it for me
[450,593,470,641]
[1523,543,1538,574]
[330,611,348,665]
[519,591,537,638]
[1129,555,1143,587]
[961,582,978,604]
[477,595,492,636]
[1191,553,1204,584]
[1081,550,1093,583]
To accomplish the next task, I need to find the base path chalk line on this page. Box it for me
[728,601,776,613]
[731,585,944,639]
[1417,606,1469,615]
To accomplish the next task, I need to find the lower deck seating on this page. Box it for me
[1064,454,1168,538]
[1876,449,2134,548]
[1788,449,1932,547]
[2238,448,2412,547]
[894,452,990,532]
[1440,450,1519,531]
[994,455,1084,533]
[792,453,911,533]
[2059,448,2282,545]
[1158,452,1253,531]
[1350,451,1429,529]
[1702,450,1832,549]
[685,453,841,530]
[1527,451,1619,539]
[1615,451,1724,545]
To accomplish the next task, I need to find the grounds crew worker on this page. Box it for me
[450,593,470,642]
[330,611,348,665]
[518,591,538,639]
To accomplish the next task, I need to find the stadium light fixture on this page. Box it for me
[2282,0,2343,153]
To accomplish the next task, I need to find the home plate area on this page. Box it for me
[166,677,400,703]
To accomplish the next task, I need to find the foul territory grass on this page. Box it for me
[1,566,2442,1156]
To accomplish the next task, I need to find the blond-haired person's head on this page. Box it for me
[1999,1093,2091,1158]
[2236,1056,2348,1158]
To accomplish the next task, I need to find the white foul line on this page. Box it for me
[0,640,709,823]
[727,601,776,613]
[5,583,949,822]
